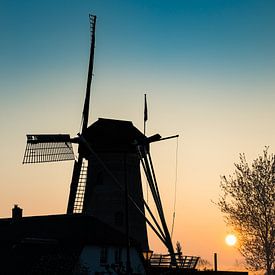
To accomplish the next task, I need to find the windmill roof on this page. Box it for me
[83,118,146,152]
[0,214,130,246]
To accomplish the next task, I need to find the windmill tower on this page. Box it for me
[79,118,149,249]
[23,14,177,261]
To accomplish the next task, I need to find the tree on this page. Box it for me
[176,241,183,256]
[218,148,275,274]
[197,258,212,271]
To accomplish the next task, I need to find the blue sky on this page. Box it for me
[1,0,275,270]
[1,0,274,121]
[2,1,274,86]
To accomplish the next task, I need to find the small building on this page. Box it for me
[0,213,146,274]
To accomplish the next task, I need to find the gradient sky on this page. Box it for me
[1,0,275,271]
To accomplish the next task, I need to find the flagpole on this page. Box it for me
[144,118,146,135]
[144,93,149,202]
[144,94,148,135]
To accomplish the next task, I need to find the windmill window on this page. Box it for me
[100,247,108,265]
[114,211,124,226]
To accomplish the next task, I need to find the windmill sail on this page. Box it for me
[72,159,88,213]
[137,142,177,265]
[23,134,74,164]
[22,15,96,215]
[66,14,97,214]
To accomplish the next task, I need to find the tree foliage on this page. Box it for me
[176,241,182,256]
[218,148,275,274]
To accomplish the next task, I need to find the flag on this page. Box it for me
[144,94,148,122]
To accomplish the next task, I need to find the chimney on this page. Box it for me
[12,204,23,219]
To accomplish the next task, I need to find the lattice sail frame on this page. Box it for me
[23,134,75,164]
[73,159,88,213]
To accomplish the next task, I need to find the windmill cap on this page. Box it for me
[81,118,146,153]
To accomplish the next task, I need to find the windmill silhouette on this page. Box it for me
[22,14,178,264]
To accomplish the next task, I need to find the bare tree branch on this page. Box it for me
[218,148,275,275]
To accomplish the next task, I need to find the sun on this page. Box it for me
[225,234,237,246]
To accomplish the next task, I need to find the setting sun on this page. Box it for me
[225,234,237,246]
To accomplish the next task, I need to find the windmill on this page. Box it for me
[22,14,179,265]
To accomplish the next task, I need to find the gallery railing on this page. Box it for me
[149,253,199,269]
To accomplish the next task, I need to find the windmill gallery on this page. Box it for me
[0,15,248,275]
